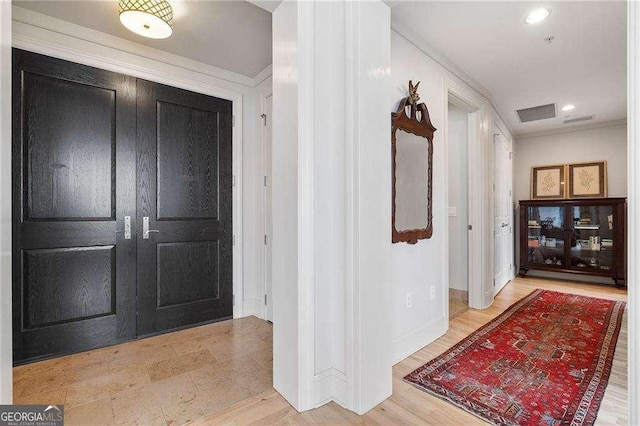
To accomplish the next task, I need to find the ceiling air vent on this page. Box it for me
[516,103,556,123]
[563,115,594,124]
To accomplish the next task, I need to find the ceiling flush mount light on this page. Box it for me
[561,104,576,112]
[119,0,173,39]
[526,8,550,24]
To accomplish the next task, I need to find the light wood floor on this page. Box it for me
[191,277,627,426]
[449,300,470,320]
[13,317,273,425]
[14,277,627,425]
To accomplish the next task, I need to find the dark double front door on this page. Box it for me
[12,50,233,363]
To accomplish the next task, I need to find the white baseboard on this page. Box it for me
[314,368,347,408]
[242,298,264,319]
[392,316,448,365]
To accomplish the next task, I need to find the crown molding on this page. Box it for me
[253,64,273,87]
[247,0,281,14]
[11,6,259,88]
[390,16,514,137]
[515,118,627,141]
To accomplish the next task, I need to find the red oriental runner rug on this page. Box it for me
[404,289,625,426]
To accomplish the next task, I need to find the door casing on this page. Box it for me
[11,50,235,362]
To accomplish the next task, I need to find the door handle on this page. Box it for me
[502,223,508,228]
[143,216,160,239]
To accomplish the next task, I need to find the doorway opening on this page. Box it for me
[447,102,470,319]
[493,127,514,294]
[444,83,485,313]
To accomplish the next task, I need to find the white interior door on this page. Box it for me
[493,131,512,291]
[264,95,273,321]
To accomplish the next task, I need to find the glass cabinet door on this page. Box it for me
[570,204,614,272]
[526,206,565,267]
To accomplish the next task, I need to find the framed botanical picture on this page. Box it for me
[568,161,607,198]
[531,164,567,199]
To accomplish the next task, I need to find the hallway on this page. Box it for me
[194,278,627,425]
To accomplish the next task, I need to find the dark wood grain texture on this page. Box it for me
[23,246,115,328]
[136,79,233,336]
[13,49,233,363]
[157,101,218,220]
[23,72,115,220]
[518,198,626,288]
[157,241,220,307]
[12,49,137,364]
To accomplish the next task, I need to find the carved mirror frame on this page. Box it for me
[391,88,436,244]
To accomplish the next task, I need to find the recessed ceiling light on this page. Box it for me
[561,104,576,112]
[526,8,550,24]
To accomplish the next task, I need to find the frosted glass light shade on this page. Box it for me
[119,0,173,39]
[525,8,550,24]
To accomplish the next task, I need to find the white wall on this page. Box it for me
[514,123,627,202]
[0,0,13,405]
[390,31,448,362]
[345,1,393,413]
[514,123,627,283]
[272,0,302,409]
[272,0,392,414]
[243,71,273,318]
[448,103,468,292]
[389,29,512,364]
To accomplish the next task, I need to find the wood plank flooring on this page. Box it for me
[13,317,273,425]
[192,277,627,426]
[14,277,627,425]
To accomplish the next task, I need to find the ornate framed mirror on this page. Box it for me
[392,81,436,244]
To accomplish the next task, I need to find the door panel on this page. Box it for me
[136,79,233,336]
[13,49,137,363]
[493,132,512,290]
[157,241,220,307]
[24,73,115,220]
[23,246,115,328]
[156,101,219,220]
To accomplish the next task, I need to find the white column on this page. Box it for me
[0,0,13,405]
[271,0,310,411]
[272,0,392,414]
[627,1,639,423]
[343,1,393,414]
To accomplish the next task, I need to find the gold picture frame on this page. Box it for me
[530,164,567,199]
[568,161,607,198]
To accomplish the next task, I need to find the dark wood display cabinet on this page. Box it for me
[519,198,626,288]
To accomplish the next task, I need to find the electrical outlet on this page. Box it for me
[448,206,457,217]
[406,293,413,309]
[430,286,436,300]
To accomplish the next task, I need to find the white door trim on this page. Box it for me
[11,6,246,318]
[261,89,273,321]
[0,0,13,405]
[492,129,513,294]
[444,77,492,310]
[627,0,639,422]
